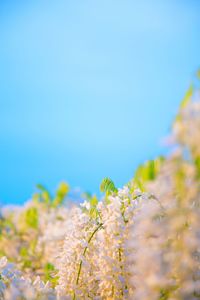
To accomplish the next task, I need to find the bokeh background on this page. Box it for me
[0,0,200,204]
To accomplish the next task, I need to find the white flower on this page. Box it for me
[0,257,7,270]
[80,200,90,210]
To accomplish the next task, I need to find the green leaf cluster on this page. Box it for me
[44,262,56,283]
[25,207,38,229]
[133,156,164,191]
[33,182,69,208]
[100,177,117,195]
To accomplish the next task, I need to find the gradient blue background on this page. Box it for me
[0,0,200,204]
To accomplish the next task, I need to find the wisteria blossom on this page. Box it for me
[0,86,200,299]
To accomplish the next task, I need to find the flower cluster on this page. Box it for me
[0,86,200,299]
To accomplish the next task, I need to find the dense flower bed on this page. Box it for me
[0,85,200,299]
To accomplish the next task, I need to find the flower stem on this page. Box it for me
[73,223,103,299]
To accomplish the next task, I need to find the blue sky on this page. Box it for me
[0,0,200,204]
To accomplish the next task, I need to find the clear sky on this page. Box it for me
[0,0,200,204]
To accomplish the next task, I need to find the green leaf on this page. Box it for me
[195,156,200,179]
[20,247,28,257]
[133,178,145,192]
[36,183,48,192]
[36,184,51,204]
[44,262,55,271]
[25,207,38,229]
[90,195,98,207]
[134,156,164,188]
[100,177,117,194]
[89,207,99,219]
[180,84,193,109]
[44,262,55,282]
[52,182,69,207]
[56,182,69,198]
[23,260,32,268]
[148,160,155,180]
[175,167,186,199]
